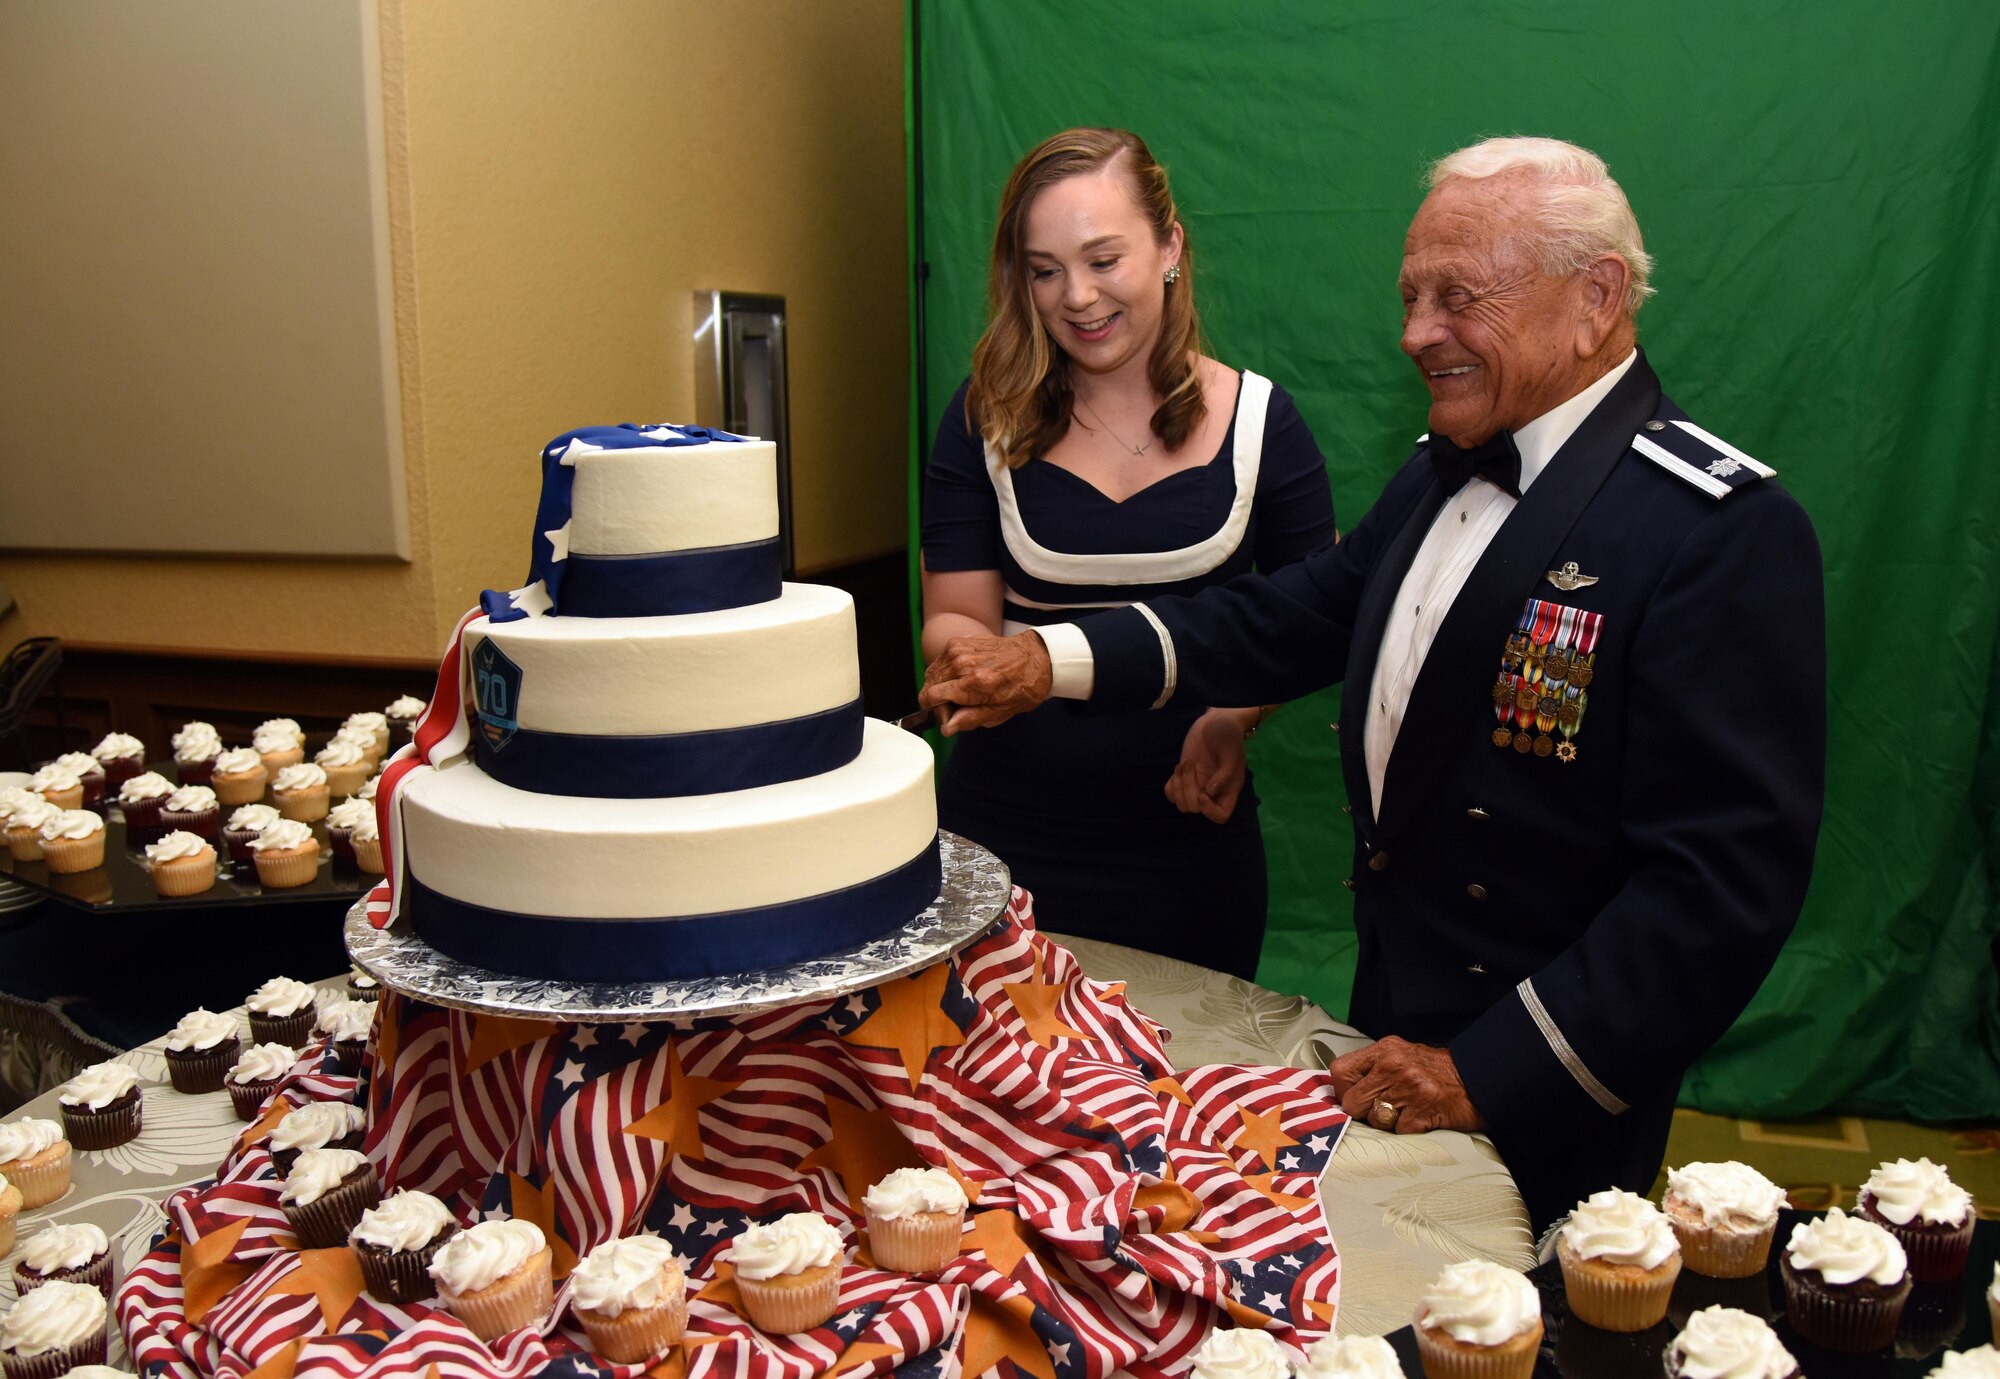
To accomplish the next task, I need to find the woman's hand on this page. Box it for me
[1165,707,1259,823]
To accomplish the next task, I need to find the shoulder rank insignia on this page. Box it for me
[1629,419,1775,499]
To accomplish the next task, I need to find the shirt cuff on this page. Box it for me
[1034,623,1095,700]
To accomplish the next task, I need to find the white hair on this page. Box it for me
[1427,137,1655,314]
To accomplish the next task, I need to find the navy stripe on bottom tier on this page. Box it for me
[406,838,943,982]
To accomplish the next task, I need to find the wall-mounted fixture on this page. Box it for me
[694,291,792,576]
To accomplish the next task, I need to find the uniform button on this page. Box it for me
[1340,803,1353,816]
[1341,877,1356,891]
[1459,511,1467,523]
[1644,420,1666,432]
[1467,806,1490,821]
[1369,852,1390,872]
[1466,883,1488,901]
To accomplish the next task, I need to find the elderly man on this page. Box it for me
[919,137,1825,1230]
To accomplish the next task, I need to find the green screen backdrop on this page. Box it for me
[906,0,2000,1120]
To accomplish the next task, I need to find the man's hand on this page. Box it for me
[919,632,1053,735]
[1165,708,1251,823]
[1327,1036,1486,1135]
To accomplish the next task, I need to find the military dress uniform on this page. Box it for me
[1056,350,1826,1229]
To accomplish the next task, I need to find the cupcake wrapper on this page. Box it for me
[0,1217,14,1259]
[14,1250,114,1299]
[327,827,356,864]
[36,786,83,811]
[223,829,262,865]
[1559,1241,1681,1332]
[212,773,268,807]
[1781,1260,1910,1352]
[736,1262,841,1335]
[2,1145,72,1208]
[1879,1212,1975,1284]
[349,979,381,1002]
[121,798,165,830]
[253,847,320,888]
[101,757,141,789]
[0,1330,109,1379]
[250,1009,317,1049]
[357,1233,452,1305]
[60,1093,142,1151]
[229,1077,281,1122]
[578,1292,689,1364]
[1669,1217,1776,1280]
[443,1246,554,1342]
[39,834,106,875]
[274,790,330,823]
[260,749,304,775]
[323,763,371,797]
[332,1038,368,1075]
[283,1166,384,1249]
[867,1209,965,1273]
[159,807,220,841]
[177,758,217,786]
[167,1041,241,1095]
[353,834,386,875]
[1413,1315,1543,1379]
[153,853,218,897]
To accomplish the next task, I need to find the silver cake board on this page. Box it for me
[344,830,1010,1023]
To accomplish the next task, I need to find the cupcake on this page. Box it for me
[222,803,281,867]
[227,1042,298,1121]
[1298,1334,1405,1379]
[316,998,376,1074]
[246,976,320,1047]
[1780,1206,1911,1352]
[864,1166,968,1273]
[1187,1328,1290,1379]
[249,818,320,888]
[145,830,218,897]
[1855,1158,1976,1283]
[350,809,386,875]
[729,1212,844,1335]
[52,754,105,809]
[13,1223,112,1297]
[342,711,391,760]
[1558,1187,1682,1331]
[26,764,82,812]
[1662,1305,1797,1378]
[0,1119,70,1207]
[209,747,268,807]
[324,797,371,864]
[159,784,221,841]
[314,738,372,798]
[254,719,306,775]
[570,1235,688,1363]
[36,811,106,875]
[0,786,38,826]
[1665,1161,1787,1279]
[90,733,145,792]
[171,723,223,787]
[1412,1259,1543,1379]
[357,773,381,801]
[268,1101,366,1176]
[386,695,426,741]
[163,1009,241,1093]
[0,1175,19,1256]
[428,1219,554,1341]
[279,1147,383,1249]
[3,798,58,862]
[115,771,175,834]
[0,1280,109,1379]
[348,966,381,1001]
[55,1063,142,1151]
[352,1189,458,1304]
[270,763,330,823]
[1929,1347,2000,1376]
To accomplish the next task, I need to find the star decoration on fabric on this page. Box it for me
[1232,1105,1299,1172]
[543,521,572,562]
[555,1060,587,1089]
[828,1339,905,1378]
[1131,1178,1202,1233]
[573,1026,600,1049]
[507,582,554,618]
[1304,1298,1337,1326]
[180,1215,255,1324]
[242,1337,306,1379]
[235,1096,293,1154]
[961,1292,1057,1379]
[841,962,967,1089]
[463,1013,564,1073]
[961,1209,1039,1280]
[1242,1173,1311,1212]
[1149,1076,1194,1107]
[622,1038,740,1164]
[507,1170,580,1279]
[694,1260,743,1317]
[799,1094,932,1213]
[1002,949,1089,1048]
[621,1022,650,1045]
[261,1246,367,1332]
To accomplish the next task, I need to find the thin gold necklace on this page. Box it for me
[1074,395,1155,457]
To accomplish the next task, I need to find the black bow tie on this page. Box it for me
[1429,430,1522,499]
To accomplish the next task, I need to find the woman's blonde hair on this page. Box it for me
[967,128,1205,470]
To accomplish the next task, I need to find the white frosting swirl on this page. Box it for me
[344,712,388,735]
[353,1189,455,1252]
[227,803,282,833]
[0,1280,106,1356]
[864,1166,968,1220]
[325,798,372,830]
[250,819,315,852]
[213,747,264,777]
[571,1235,682,1318]
[119,771,174,804]
[145,830,212,864]
[171,721,218,752]
[429,1219,547,1296]
[350,810,380,843]
[40,809,105,842]
[1562,1187,1678,1268]
[257,718,304,746]
[1785,1207,1906,1286]
[230,1043,297,1084]
[349,966,379,990]
[56,752,102,778]
[729,1213,842,1281]
[165,1008,238,1052]
[1932,1348,2000,1378]
[164,785,218,814]
[248,976,317,1017]
[278,1147,369,1206]
[386,696,425,718]
[58,1061,139,1110]
[270,1101,365,1153]
[22,1222,108,1274]
[1187,1328,1289,1379]
[5,797,59,832]
[316,998,375,1042]
[29,763,81,794]
[332,723,379,751]
[1298,1335,1404,1379]
[92,732,144,762]
[0,1117,64,1162]
[315,738,367,768]
[273,763,327,792]
[1861,1157,1972,1228]
[357,775,379,800]
[1667,1305,1795,1379]
[1668,1161,1787,1232]
[1418,1260,1540,1347]
[0,785,38,819]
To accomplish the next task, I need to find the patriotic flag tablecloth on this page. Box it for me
[119,893,1348,1379]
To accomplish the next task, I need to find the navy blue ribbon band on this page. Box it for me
[406,838,943,982]
[471,698,865,798]
[559,536,783,618]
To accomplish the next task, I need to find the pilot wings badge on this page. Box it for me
[1545,561,1600,592]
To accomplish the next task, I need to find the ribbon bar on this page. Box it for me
[406,838,943,981]
[558,537,783,619]
[471,698,866,799]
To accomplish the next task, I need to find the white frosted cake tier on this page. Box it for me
[568,436,777,555]
[400,719,937,920]
[465,584,860,736]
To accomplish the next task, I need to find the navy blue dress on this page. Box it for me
[921,371,1337,977]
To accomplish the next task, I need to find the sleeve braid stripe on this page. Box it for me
[1133,604,1179,711]
[1517,978,1629,1115]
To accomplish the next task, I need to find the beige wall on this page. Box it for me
[0,0,908,663]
